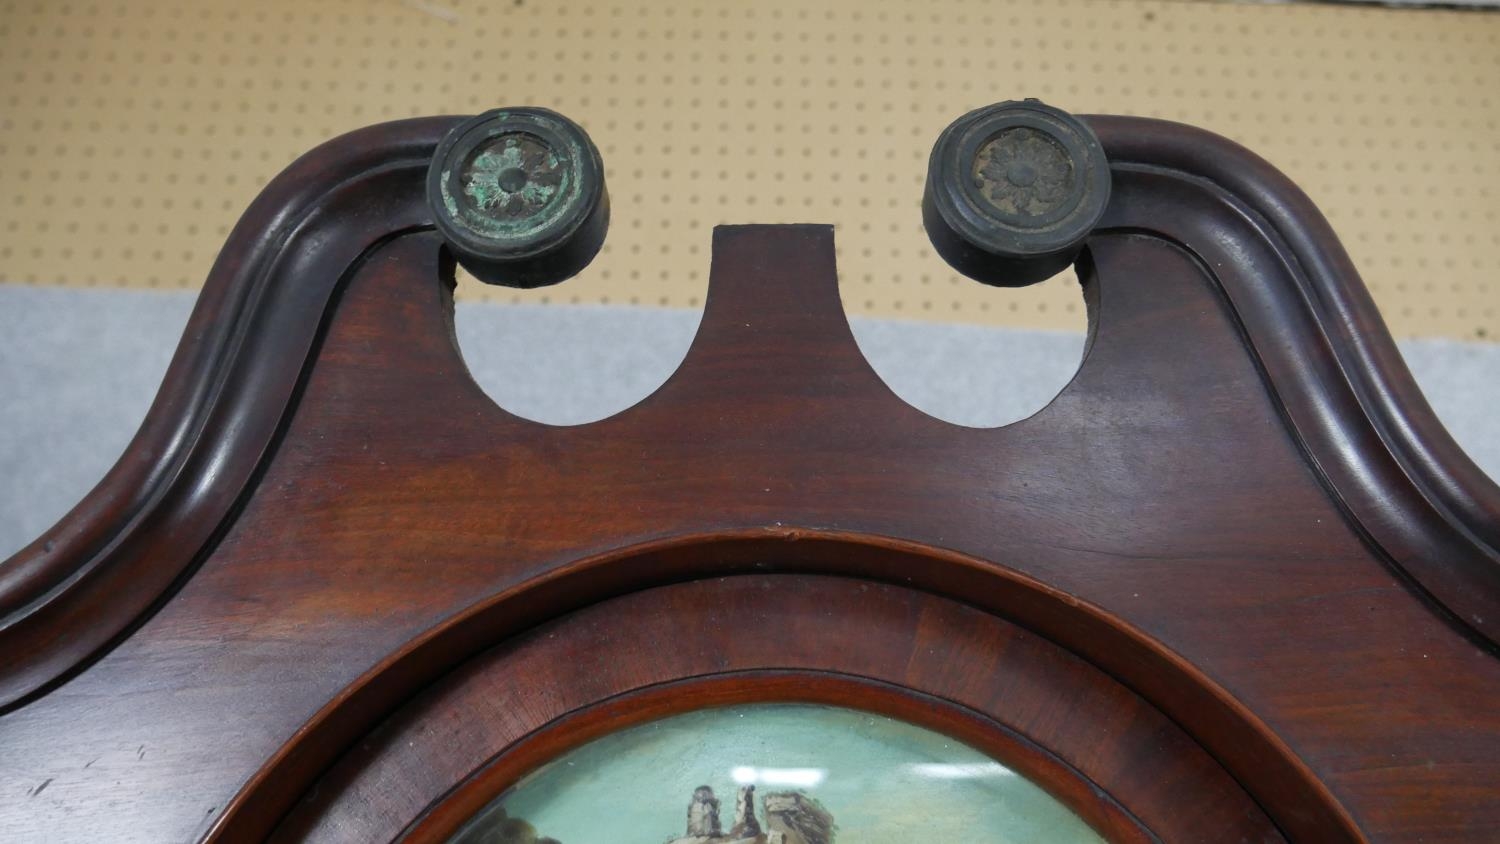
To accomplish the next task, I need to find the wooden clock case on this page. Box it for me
[1,112,1497,842]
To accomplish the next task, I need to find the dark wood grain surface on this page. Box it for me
[1,115,1496,842]
[272,574,1281,843]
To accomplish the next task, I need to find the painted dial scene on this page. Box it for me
[448,704,1103,843]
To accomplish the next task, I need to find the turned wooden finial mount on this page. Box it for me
[427,107,610,288]
[923,99,1111,287]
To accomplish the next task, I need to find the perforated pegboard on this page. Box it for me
[0,0,1496,339]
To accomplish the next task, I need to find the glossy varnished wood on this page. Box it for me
[1,116,1498,842]
[0,117,459,708]
[270,574,1280,843]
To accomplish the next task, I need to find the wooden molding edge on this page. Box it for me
[0,117,460,709]
[210,531,1359,843]
[1088,115,1500,646]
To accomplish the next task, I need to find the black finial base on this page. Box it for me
[923,99,1110,287]
[427,107,609,288]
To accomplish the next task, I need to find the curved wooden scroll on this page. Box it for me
[0,117,459,709]
[1094,117,1500,643]
[1,115,1497,843]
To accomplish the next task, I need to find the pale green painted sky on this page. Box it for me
[458,703,1104,843]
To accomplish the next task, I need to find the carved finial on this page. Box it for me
[427,107,609,288]
[923,98,1110,287]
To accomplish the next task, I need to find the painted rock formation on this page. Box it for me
[668,785,834,844]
